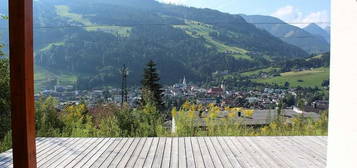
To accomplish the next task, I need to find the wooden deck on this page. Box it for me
[0,136,327,168]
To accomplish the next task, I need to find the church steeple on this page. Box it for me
[183,76,187,86]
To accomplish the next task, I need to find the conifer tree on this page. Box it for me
[141,60,164,111]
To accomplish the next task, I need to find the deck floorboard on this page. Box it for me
[0,136,327,168]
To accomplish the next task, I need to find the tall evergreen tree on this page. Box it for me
[141,60,164,111]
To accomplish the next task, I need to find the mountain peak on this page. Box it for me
[304,23,324,30]
[304,23,330,43]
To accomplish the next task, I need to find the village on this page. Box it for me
[35,77,328,127]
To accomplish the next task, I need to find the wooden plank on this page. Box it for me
[71,138,111,167]
[184,137,195,168]
[0,151,12,163]
[287,137,326,160]
[197,137,215,168]
[47,138,93,168]
[142,138,159,168]
[203,137,226,168]
[246,137,289,168]
[0,137,329,168]
[230,137,269,168]
[0,151,13,166]
[0,138,59,167]
[82,138,115,168]
[317,136,328,143]
[256,136,307,168]
[1,138,69,167]
[247,137,284,167]
[55,138,99,167]
[170,137,179,168]
[310,136,328,145]
[178,137,187,168]
[216,137,243,168]
[151,138,166,168]
[114,137,141,167]
[37,138,76,160]
[161,137,172,168]
[297,136,326,154]
[284,137,326,167]
[125,138,148,167]
[0,138,55,166]
[107,138,135,167]
[273,137,323,168]
[206,137,233,168]
[35,138,59,152]
[134,137,153,168]
[37,138,81,167]
[89,138,122,168]
[98,138,130,168]
[9,0,37,166]
[36,138,68,158]
[191,137,205,168]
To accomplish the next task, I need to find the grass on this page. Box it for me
[173,21,252,60]
[55,5,132,37]
[40,42,65,52]
[35,66,77,92]
[172,102,328,137]
[306,54,323,61]
[254,67,330,88]
[55,5,92,26]
[241,67,280,77]
[86,26,132,37]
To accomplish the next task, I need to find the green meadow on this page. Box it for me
[253,67,330,88]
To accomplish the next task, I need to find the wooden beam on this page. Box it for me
[9,0,37,167]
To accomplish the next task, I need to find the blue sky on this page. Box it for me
[157,0,330,28]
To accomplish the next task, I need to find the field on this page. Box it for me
[173,21,252,60]
[55,5,132,37]
[40,42,65,52]
[241,67,280,76]
[35,66,77,92]
[253,67,330,88]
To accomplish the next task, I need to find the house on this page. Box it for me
[207,87,224,95]
[312,100,329,110]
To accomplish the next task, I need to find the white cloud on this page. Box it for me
[302,11,330,28]
[271,5,330,28]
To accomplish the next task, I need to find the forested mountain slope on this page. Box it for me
[1,0,309,89]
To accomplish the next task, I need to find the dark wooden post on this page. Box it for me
[9,0,37,167]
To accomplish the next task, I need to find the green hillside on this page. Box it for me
[173,21,251,60]
[253,67,329,88]
[241,67,280,76]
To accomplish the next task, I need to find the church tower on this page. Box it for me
[183,76,187,86]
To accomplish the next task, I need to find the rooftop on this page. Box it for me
[0,136,327,168]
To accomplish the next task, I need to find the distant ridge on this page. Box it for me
[303,23,330,43]
[241,14,330,54]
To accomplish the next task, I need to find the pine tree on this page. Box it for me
[141,60,164,111]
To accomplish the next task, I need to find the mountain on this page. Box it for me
[303,23,330,43]
[1,0,309,89]
[324,26,331,34]
[240,15,330,54]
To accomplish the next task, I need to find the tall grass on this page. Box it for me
[0,131,11,153]
[172,102,328,137]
